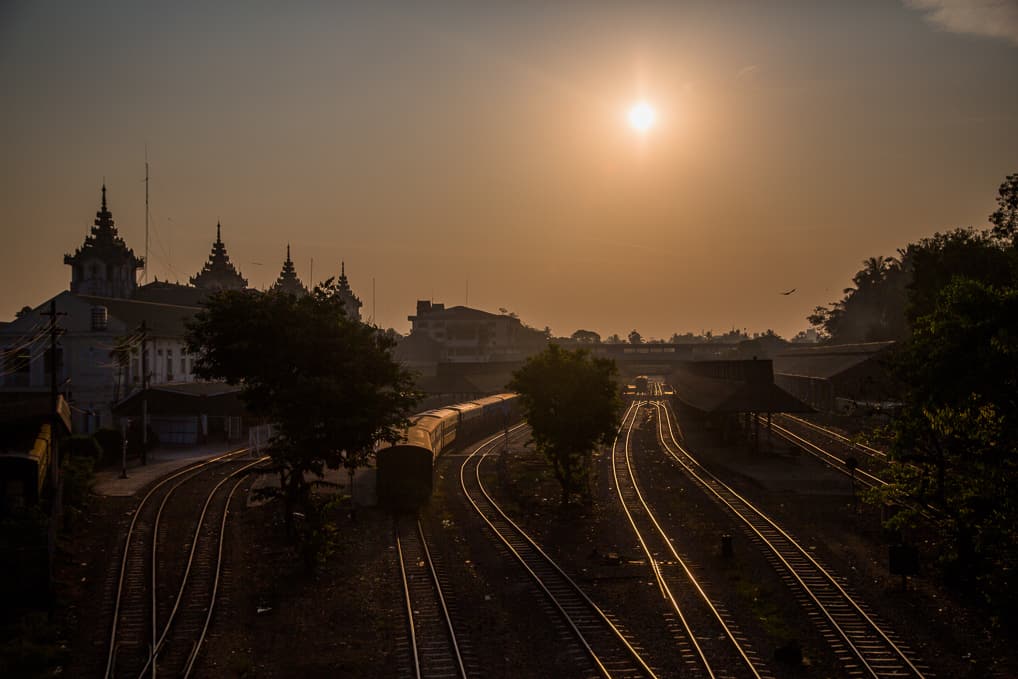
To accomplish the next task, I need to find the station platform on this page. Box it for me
[92,442,245,497]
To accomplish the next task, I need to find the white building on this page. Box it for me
[1,291,200,432]
[2,185,359,434]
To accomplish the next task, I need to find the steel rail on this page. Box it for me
[104,447,252,679]
[396,517,468,679]
[613,401,765,679]
[396,520,423,679]
[461,425,658,679]
[140,456,266,677]
[653,401,927,679]
[181,463,265,677]
[777,413,887,459]
[766,419,887,489]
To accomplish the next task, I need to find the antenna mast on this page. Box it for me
[144,149,150,284]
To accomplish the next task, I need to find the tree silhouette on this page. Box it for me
[509,344,622,504]
[187,280,418,568]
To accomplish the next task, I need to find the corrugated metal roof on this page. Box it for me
[671,372,812,414]
[773,341,895,380]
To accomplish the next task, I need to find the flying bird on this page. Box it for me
[780,288,796,295]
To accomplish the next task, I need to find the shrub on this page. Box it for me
[60,456,94,512]
[62,435,102,465]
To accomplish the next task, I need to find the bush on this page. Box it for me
[62,435,102,465]
[60,456,94,512]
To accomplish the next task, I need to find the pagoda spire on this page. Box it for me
[64,184,143,298]
[190,222,248,291]
[271,243,307,297]
[335,259,362,321]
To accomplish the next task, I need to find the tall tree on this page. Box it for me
[508,344,623,504]
[902,228,1013,324]
[628,329,643,344]
[187,280,418,566]
[878,278,1018,609]
[809,254,910,343]
[570,329,601,343]
[990,172,1018,244]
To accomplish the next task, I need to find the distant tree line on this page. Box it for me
[569,327,793,345]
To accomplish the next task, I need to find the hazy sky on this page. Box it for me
[2,1,1016,339]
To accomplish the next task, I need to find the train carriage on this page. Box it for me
[376,393,519,509]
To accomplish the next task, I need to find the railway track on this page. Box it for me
[613,402,769,679]
[777,414,888,460]
[461,426,658,679]
[764,417,888,490]
[395,515,468,679]
[104,449,262,678]
[652,401,931,679]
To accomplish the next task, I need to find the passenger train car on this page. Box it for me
[376,393,520,508]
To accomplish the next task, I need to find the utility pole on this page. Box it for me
[41,300,65,490]
[140,321,149,465]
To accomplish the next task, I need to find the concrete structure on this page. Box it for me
[406,301,546,363]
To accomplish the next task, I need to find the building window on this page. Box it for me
[180,356,186,374]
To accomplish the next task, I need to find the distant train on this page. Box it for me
[376,393,520,509]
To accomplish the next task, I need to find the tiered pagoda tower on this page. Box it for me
[190,222,248,291]
[336,261,362,321]
[270,244,307,297]
[64,185,144,298]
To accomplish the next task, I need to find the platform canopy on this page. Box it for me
[669,359,812,414]
[113,382,245,417]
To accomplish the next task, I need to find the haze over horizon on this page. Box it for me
[2,1,1016,340]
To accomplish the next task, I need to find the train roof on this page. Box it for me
[447,402,483,415]
[415,408,459,420]
[471,393,516,408]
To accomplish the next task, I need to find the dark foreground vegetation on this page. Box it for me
[813,173,1018,627]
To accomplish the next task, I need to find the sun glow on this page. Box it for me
[627,101,657,134]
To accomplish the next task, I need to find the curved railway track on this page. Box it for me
[461,426,658,679]
[104,449,262,678]
[395,515,468,679]
[613,402,769,679]
[652,401,931,679]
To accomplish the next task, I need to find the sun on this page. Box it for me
[627,101,657,134]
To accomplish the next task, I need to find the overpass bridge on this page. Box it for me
[569,343,696,379]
